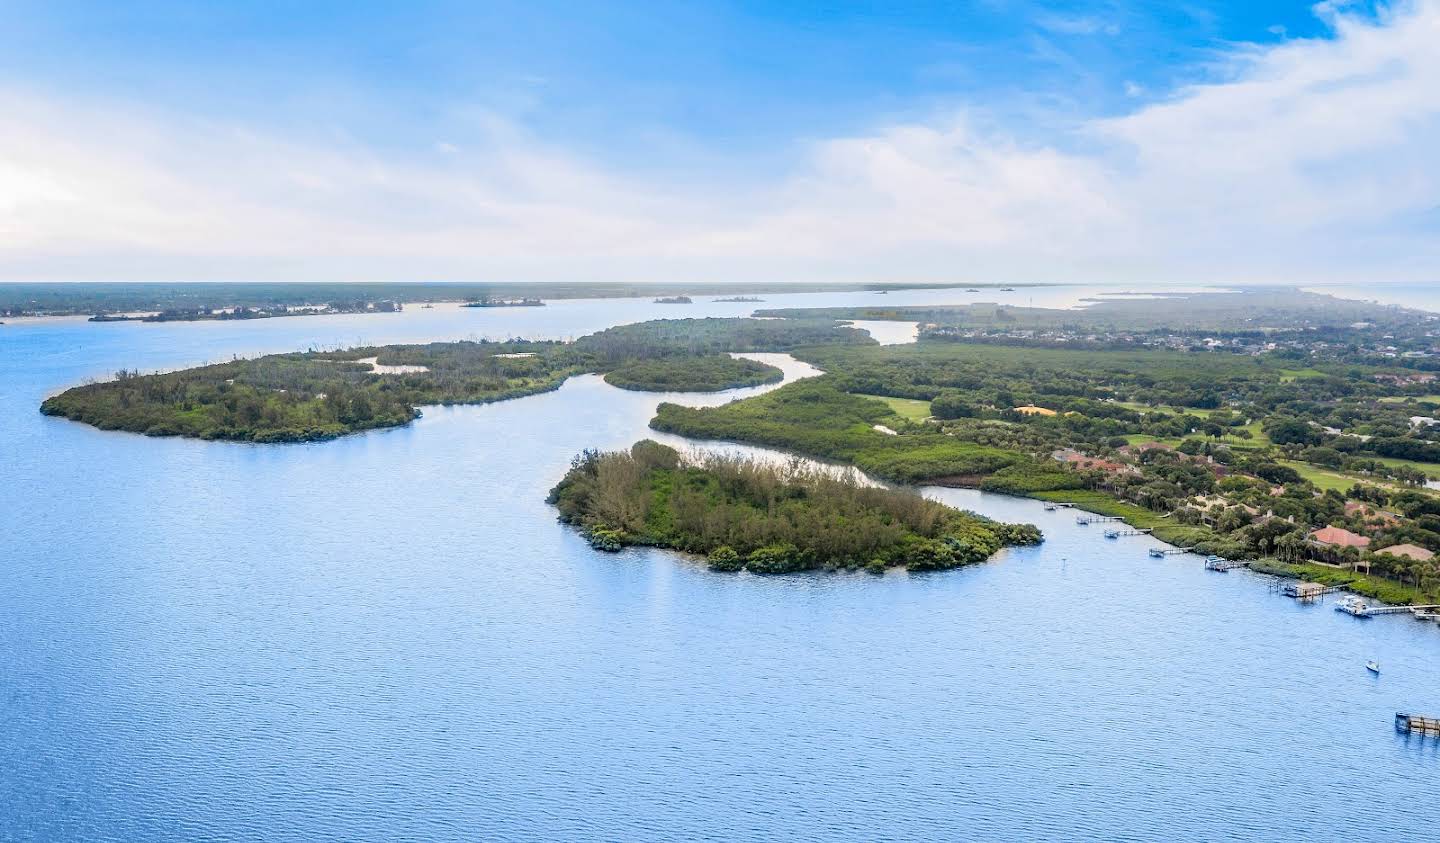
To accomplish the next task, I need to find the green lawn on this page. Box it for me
[1280,459,1438,495]
[1278,368,1326,382]
[854,393,932,422]
[1378,395,1440,405]
[1112,400,1224,418]
[1367,454,1440,480]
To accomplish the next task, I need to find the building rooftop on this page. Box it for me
[1310,525,1371,548]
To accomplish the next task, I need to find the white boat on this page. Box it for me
[1366,661,1381,674]
[1335,597,1370,617]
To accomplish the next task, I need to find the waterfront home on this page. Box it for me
[1309,525,1371,549]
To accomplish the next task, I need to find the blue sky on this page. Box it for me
[0,0,1432,283]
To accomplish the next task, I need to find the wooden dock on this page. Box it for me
[1043,503,1075,511]
[1104,528,1153,538]
[1360,603,1440,617]
[1336,602,1440,618]
[1281,581,1345,599]
[1204,556,1249,572]
[1149,547,1194,558]
[1396,713,1440,736]
[1076,515,1123,525]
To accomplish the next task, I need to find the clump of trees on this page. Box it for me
[603,354,783,392]
[548,440,1042,574]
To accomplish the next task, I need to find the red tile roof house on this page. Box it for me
[1343,501,1401,526]
[1309,525,1371,549]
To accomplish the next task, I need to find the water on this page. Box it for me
[3,290,1438,841]
[1304,282,1440,314]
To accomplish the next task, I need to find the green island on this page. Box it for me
[40,318,869,442]
[603,354,782,392]
[547,440,1042,573]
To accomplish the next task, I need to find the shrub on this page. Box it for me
[707,545,743,572]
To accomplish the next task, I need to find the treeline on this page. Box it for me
[547,440,1042,573]
[576,317,873,364]
[604,354,783,392]
[39,318,870,442]
[41,341,583,443]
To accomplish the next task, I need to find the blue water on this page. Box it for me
[3,290,1438,841]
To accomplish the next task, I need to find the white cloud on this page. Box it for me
[1035,14,1122,36]
[1,0,1438,283]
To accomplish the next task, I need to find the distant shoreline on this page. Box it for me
[0,281,1061,320]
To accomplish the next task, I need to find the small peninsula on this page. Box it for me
[548,440,1043,573]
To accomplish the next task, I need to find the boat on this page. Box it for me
[1366,660,1381,674]
[1335,596,1371,617]
[1044,504,1057,511]
[1149,548,1166,558]
[966,288,980,292]
[1103,529,1120,539]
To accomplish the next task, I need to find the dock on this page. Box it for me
[1076,515,1123,525]
[1104,528,1153,538]
[1043,503,1075,511]
[1282,581,1345,599]
[1396,713,1440,736]
[1335,601,1440,618]
[1204,556,1249,572]
[1149,547,1194,558]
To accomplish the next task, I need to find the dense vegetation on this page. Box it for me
[40,341,580,442]
[641,336,1440,599]
[604,354,783,392]
[548,440,1042,573]
[39,317,868,442]
[576,317,874,360]
[650,377,1069,487]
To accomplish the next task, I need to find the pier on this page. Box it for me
[1396,713,1440,736]
[1043,503,1075,511]
[1149,547,1194,557]
[1204,556,1249,572]
[1282,581,1345,599]
[1076,515,1123,525]
[1335,600,1440,619]
[1104,528,1153,538]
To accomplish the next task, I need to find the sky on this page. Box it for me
[0,0,1435,284]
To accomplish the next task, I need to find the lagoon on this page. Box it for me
[2,288,1437,840]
